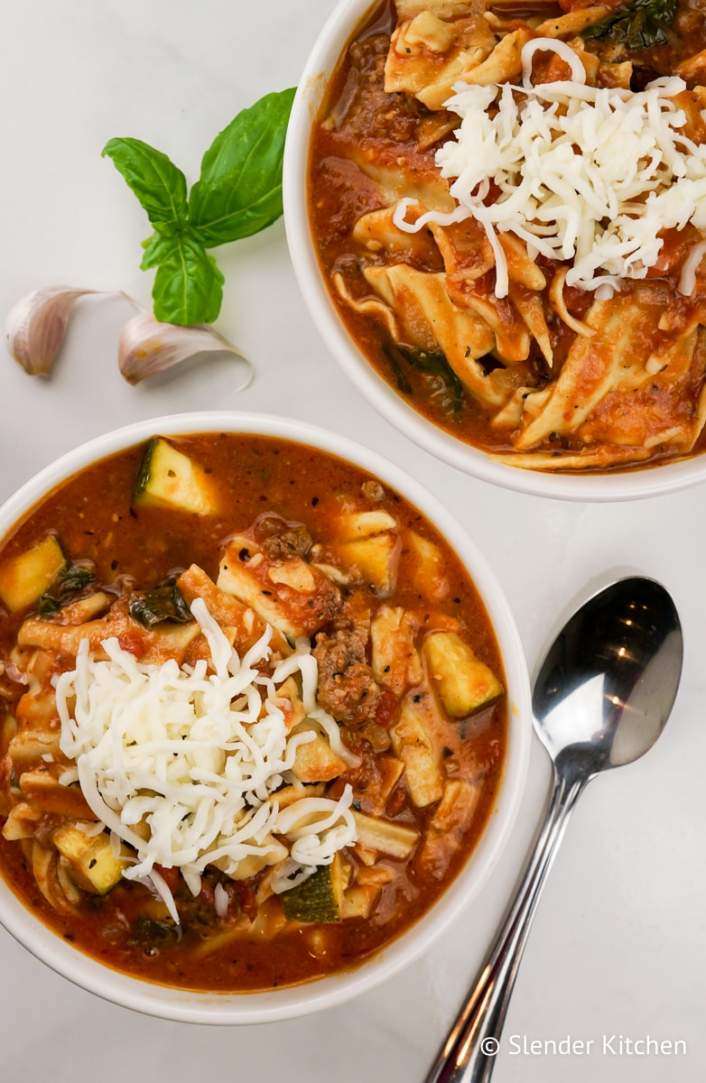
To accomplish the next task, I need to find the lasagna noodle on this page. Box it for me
[353,206,441,264]
[577,330,706,451]
[361,264,508,407]
[386,12,496,110]
[350,150,454,214]
[489,446,655,471]
[395,0,472,17]
[514,295,662,449]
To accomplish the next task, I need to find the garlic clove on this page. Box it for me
[6,288,253,387]
[6,287,96,377]
[118,311,252,387]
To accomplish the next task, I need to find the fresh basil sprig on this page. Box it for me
[103,87,296,327]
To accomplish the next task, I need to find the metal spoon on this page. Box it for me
[425,577,683,1083]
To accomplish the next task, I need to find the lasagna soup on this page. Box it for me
[0,434,505,991]
[310,0,706,471]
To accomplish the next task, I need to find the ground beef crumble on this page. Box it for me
[253,513,313,561]
[313,626,381,727]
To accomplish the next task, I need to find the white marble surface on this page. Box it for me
[1,2,704,1079]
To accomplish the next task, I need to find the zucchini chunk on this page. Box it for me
[352,811,419,859]
[0,535,65,613]
[281,854,346,923]
[406,530,449,602]
[53,825,123,894]
[423,632,503,718]
[391,687,444,807]
[333,533,400,596]
[134,438,221,516]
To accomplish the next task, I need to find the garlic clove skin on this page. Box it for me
[118,311,252,387]
[6,287,96,377]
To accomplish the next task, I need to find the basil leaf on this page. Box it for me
[583,0,676,49]
[188,88,296,247]
[152,234,224,326]
[140,232,175,270]
[102,137,188,233]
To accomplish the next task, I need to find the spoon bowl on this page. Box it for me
[534,577,683,778]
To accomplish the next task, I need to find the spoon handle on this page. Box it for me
[424,771,585,1083]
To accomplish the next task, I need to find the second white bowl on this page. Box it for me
[283,0,706,502]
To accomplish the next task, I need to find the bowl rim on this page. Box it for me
[0,410,531,1024]
[283,0,706,504]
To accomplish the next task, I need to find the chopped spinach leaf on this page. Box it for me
[399,345,466,416]
[383,342,413,395]
[583,0,676,50]
[129,579,191,627]
[38,561,95,615]
[130,915,181,947]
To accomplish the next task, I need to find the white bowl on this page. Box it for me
[284,0,706,502]
[0,411,530,1024]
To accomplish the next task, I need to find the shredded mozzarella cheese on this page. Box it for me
[394,39,706,298]
[54,599,357,920]
[679,240,706,296]
[521,37,586,87]
[213,881,229,918]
